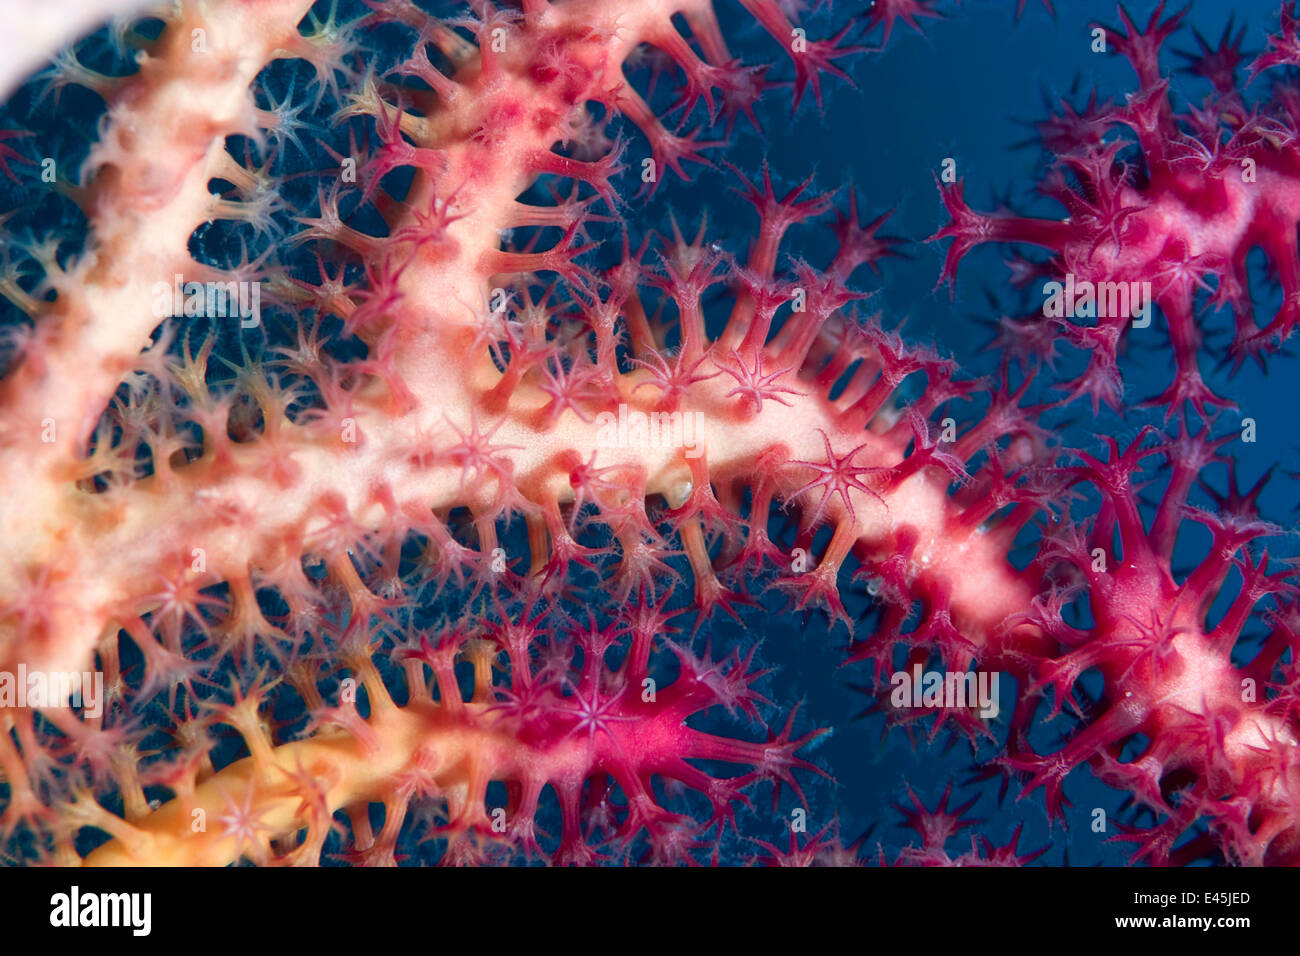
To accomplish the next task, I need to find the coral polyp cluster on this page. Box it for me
[0,0,1298,868]
[0,0,896,866]
[78,601,826,866]
[932,1,1300,412]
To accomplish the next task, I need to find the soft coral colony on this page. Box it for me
[0,0,1296,867]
